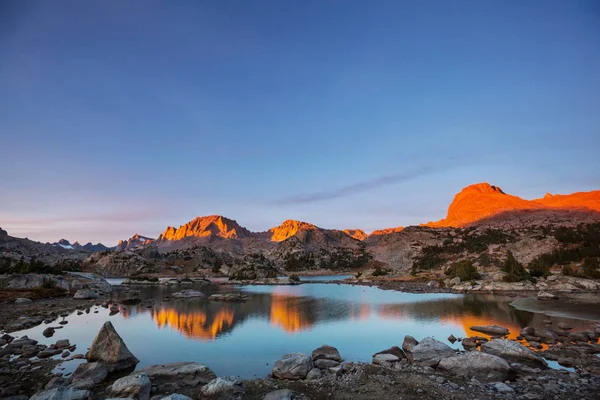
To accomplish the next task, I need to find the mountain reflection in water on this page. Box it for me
[112,284,598,343]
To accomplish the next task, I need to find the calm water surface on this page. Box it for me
[11,282,600,378]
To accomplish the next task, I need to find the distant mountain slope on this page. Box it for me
[424,183,600,228]
[53,239,109,252]
[116,233,154,251]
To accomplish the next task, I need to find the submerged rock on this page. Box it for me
[537,291,559,300]
[171,290,206,298]
[14,298,32,304]
[208,293,249,302]
[437,351,511,382]
[87,321,139,372]
[470,325,509,336]
[272,353,313,380]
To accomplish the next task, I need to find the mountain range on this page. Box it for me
[2,182,600,277]
[116,182,600,249]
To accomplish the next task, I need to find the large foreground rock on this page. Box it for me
[470,325,509,336]
[481,338,547,368]
[109,373,151,400]
[407,337,455,366]
[137,362,216,388]
[30,387,90,400]
[272,353,314,380]
[437,351,511,382]
[402,335,419,354]
[86,321,139,371]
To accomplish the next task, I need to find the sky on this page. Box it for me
[1,0,599,245]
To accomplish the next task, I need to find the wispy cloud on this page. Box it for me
[276,165,437,205]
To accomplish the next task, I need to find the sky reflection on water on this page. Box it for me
[13,282,599,378]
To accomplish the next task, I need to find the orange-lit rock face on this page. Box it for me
[152,307,234,340]
[269,290,312,332]
[158,215,250,241]
[369,226,404,236]
[425,183,600,228]
[268,220,319,242]
[342,229,368,241]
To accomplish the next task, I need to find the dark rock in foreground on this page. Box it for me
[86,321,139,372]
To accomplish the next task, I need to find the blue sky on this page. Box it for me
[1,0,599,245]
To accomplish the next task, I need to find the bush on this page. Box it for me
[445,260,481,281]
[562,265,578,277]
[582,257,600,279]
[528,257,551,278]
[372,267,388,277]
[501,251,529,282]
[41,278,57,289]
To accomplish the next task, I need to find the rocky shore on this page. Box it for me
[1,272,600,399]
[2,319,598,400]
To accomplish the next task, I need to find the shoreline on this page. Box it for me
[1,274,600,399]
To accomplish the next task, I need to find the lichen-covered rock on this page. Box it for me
[437,351,511,382]
[407,337,455,366]
[136,362,216,388]
[481,338,547,368]
[200,376,245,398]
[272,353,313,380]
[109,373,151,400]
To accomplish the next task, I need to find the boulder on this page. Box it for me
[72,362,108,388]
[37,348,63,358]
[109,373,151,400]
[55,339,70,349]
[263,389,295,400]
[200,376,245,398]
[534,328,558,344]
[137,362,216,388]
[14,298,32,304]
[160,396,192,400]
[372,354,400,364]
[87,321,139,372]
[30,387,90,400]
[373,346,405,359]
[306,368,322,380]
[448,277,461,286]
[311,344,341,362]
[557,322,572,330]
[73,289,98,300]
[520,327,534,336]
[313,359,339,369]
[272,353,313,380]
[537,291,559,300]
[402,335,419,355]
[481,339,547,368]
[437,352,511,382]
[470,325,509,336]
[408,337,455,366]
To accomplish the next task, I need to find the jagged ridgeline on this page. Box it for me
[2,183,600,279]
